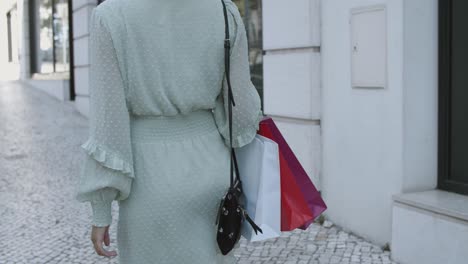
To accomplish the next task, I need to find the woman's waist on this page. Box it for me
[129,109,219,141]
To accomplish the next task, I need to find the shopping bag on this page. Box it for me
[236,134,281,242]
[258,117,327,231]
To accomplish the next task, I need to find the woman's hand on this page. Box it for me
[91,225,118,258]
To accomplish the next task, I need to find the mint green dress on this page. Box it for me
[74,0,263,263]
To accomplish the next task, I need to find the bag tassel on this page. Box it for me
[240,207,263,235]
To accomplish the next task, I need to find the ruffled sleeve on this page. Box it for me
[74,8,134,227]
[213,0,264,149]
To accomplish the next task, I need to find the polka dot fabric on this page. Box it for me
[74,0,262,263]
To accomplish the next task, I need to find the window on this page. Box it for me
[30,0,70,74]
[53,0,70,72]
[232,0,263,106]
[438,0,468,195]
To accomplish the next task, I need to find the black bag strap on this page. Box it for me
[221,0,241,188]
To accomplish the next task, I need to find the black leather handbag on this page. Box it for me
[215,0,263,256]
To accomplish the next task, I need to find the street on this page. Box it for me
[0,81,398,264]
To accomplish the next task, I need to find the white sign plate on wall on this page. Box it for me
[350,5,387,89]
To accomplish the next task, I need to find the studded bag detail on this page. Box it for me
[215,0,263,256]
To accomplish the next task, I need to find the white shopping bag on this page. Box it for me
[236,134,281,242]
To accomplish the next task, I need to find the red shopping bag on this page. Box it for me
[257,116,327,231]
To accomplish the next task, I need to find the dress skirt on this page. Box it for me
[116,109,239,264]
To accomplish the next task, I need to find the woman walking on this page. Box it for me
[74,0,263,263]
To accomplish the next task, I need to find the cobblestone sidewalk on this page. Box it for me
[0,81,398,264]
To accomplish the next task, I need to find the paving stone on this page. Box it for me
[0,81,400,263]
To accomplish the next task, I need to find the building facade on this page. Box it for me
[321,1,468,263]
[1,1,467,263]
[0,0,73,99]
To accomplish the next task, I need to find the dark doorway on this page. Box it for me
[68,1,75,100]
[438,0,468,195]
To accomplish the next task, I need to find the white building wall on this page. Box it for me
[401,0,438,193]
[321,0,439,246]
[17,0,29,80]
[73,0,96,117]
[321,0,404,246]
[262,0,322,187]
[0,0,23,80]
[389,1,468,263]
